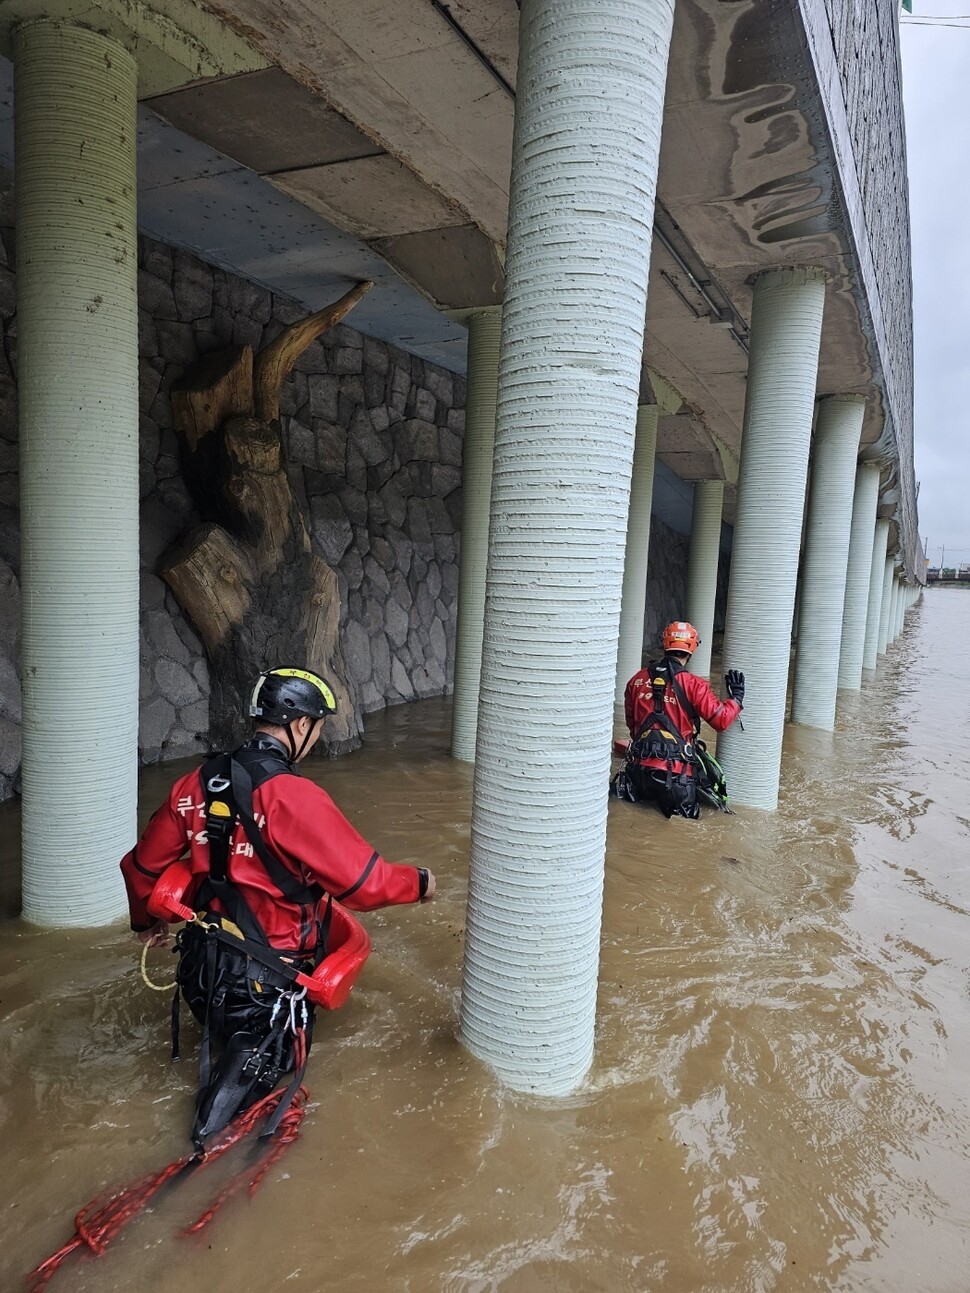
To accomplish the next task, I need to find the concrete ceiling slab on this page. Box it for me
[0,55,469,375]
[445,0,519,87]
[148,67,385,173]
[374,224,504,311]
[137,109,245,190]
[658,410,726,484]
[270,154,467,240]
[199,0,513,242]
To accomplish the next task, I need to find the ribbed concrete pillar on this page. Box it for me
[452,308,502,762]
[895,578,907,637]
[16,22,139,926]
[613,404,658,726]
[790,395,865,729]
[836,462,881,689]
[877,556,894,654]
[888,576,900,644]
[460,0,675,1094]
[716,267,827,811]
[686,479,724,680]
[863,519,890,670]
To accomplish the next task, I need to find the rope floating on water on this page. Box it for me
[26,1085,309,1292]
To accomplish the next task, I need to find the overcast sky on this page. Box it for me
[900,6,970,566]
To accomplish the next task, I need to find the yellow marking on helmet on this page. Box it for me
[209,800,232,818]
[269,667,336,710]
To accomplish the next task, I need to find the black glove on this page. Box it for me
[725,669,745,706]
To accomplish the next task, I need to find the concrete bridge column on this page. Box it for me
[863,519,890,670]
[895,577,907,637]
[685,479,724,681]
[16,20,139,926]
[791,395,865,729]
[451,307,502,762]
[837,462,881,690]
[459,0,676,1094]
[716,267,828,810]
[877,556,894,655]
[613,404,658,728]
[888,576,900,644]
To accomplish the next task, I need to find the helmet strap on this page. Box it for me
[289,717,320,763]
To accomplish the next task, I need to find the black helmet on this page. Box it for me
[249,667,337,725]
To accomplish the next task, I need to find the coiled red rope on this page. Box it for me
[26,1084,308,1292]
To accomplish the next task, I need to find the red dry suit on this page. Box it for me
[624,663,742,776]
[120,758,420,952]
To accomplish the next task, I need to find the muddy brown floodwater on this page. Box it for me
[2,591,970,1292]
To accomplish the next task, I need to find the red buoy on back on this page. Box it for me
[147,860,195,923]
[296,902,371,1010]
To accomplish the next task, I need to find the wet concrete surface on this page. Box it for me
[1,590,968,1291]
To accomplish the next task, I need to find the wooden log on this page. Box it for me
[171,346,253,450]
[253,281,373,424]
[160,292,371,752]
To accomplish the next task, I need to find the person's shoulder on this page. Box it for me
[681,670,713,695]
[260,770,337,810]
[167,766,205,799]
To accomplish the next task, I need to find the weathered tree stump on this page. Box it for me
[159,282,373,754]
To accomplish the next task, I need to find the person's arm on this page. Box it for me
[119,780,194,933]
[683,674,742,733]
[266,779,431,910]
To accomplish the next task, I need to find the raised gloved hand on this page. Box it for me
[725,669,745,706]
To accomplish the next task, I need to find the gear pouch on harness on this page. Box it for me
[629,723,687,766]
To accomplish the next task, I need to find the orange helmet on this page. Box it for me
[662,621,700,655]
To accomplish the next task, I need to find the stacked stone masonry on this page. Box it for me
[0,171,467,800]
[642,515,730,668]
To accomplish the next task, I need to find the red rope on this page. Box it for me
[26,1083,309,1292]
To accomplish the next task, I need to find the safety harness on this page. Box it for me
[174,736,333,1150]
[626,659,731,812]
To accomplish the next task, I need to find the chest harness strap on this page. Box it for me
[177,745,331,1147]
[628,659,701,790]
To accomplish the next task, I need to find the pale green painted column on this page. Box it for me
[836,461,881,690]
[460,0,676,1094]
[717,267,828,811]
[614,404,658,726]
[791,395,865,729]
[877,555,894,655]
[685,479,724,680]
[16,21,139,925]
[863,518,890,670]
[451,308,502,762]
[887,576,900,644]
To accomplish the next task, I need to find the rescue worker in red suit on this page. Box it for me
[121,666,436,1149]
[616,621,745,819]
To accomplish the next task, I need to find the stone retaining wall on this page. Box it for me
[0,213,466,799]
[642,515,730,665]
